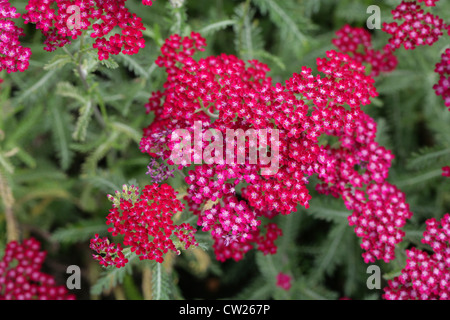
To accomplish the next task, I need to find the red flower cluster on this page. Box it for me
[276,272,292,291]
[332,24,397,77]
[329,0,450,296]
[433,48,450,109]
[90,235,129,268]
[255,223,283,255]
[90,183,198,267]
[211,222,282,262]
[374,1,450,188]
[377,0,450,112]
[23,0,149,59]
[140,31,411,264]
[346,182,411,263]
[384,214,450,300]
[382,1,448,50]
[0,0,32,73]
[0,238,76,300]
[442,166,450,177]
[316,112,412,263]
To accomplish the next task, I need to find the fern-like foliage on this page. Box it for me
[49,98,74,170]
[2,0,450,301]
[233,4,264,62]
[251,0,310,49]
[91,251,137,296]
[151,262,172,300]
[51,219,108,245]
[407,146,450,171]
[199,19,237,37]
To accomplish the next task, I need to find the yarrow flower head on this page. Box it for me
[22,0,150,59]
[442,166,450,177]
[382,1,448,51]
[276,272,292,291]
[315,112,412,263]
[372,0,450,112]
[0,0,32,73]
[0,238,76,300]
[140,31,413,264]
[433,48,450,110]
[90,183,198,267]
[332,24,398,77]
[383,214,450,300]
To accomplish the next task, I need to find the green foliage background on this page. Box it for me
[0,0,449,300]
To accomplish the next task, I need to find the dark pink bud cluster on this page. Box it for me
[22,0,149,59]
[90,183,198,267]
[140,117,209,161]
[384,214,450,300]
[140,119,177,158]
[146,158,175,183]
[442,166,450,177]
[0,238,76,300]
[0,0,31,73]
[276,272,292,291]
[332,24,398,77]
[433,48,450,109]
[382,1,447,50]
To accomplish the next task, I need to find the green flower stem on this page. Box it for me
[142,265,153,300]
[196,98,219,118]
[0,171,18,242]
